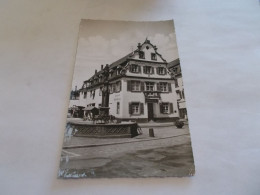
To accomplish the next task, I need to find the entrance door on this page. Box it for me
[147,103,154,121]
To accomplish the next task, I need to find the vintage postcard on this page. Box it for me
[58,19,195,178]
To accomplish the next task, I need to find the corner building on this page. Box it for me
[82,39,179,123]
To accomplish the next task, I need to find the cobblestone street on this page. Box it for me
[59,125,195,178]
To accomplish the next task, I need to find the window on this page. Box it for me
[132,103,140,114]
[116,81,121,92]
[158,67,166,75]
[129,102,144,115]
[176,91,182,99]
[131,64,140,73]
[151,53,157,60]
[99,87,102,96]
[127,80,144,92]
[116,69,121,75]
[99,76,103,82]
[139,51,145,59]
[143,66,154,74]
[132,81,141,91]
[146,82,154,91]
[90,90,95,99]
[175,79,179,87]
[158,82,168,92]
[112,83,117,93]
[162,103,169,114]
[117,102,120,114]
[160,103,173,114]
[83,92,87,99]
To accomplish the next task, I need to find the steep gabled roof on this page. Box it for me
[109,51,134,69]
[167,58,180,69]
[84,39,168,84]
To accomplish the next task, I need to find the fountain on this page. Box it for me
[67,65,139,138]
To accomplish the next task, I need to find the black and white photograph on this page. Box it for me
[58,19,195,178]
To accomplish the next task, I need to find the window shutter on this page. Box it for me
[129,102,132,115]
[168,83,172,92]
[156,67,159,74]
[160,103,163,113]
[141,82,144,91]
[127,80,131,91]
[182,90,185,99]
[118,81,121,92]
[140,103,144,115]
[151,67,154,74]
[143,66,147,74]
[175,80,178,87]
[170,103,173,113]
[138,65,141,73]
[129,65,132,73]
[157,83,161,91]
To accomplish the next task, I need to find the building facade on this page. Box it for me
[167,58,187,119]
[73,39,181,122]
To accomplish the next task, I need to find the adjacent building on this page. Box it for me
[167,58,187,119]
[71,39,183,122]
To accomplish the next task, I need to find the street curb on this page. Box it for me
[63,133,190,149]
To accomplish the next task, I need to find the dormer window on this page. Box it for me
[139,51,145,59]
[151,53,157,61]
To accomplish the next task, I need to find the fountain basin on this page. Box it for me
[68,121,139,138]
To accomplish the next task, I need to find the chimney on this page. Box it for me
[101,65,103,70]
[75,86,77,91]
[138,43,141,49]
[95,69,97,74]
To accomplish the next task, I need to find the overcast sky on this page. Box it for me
[71,19,179,89]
